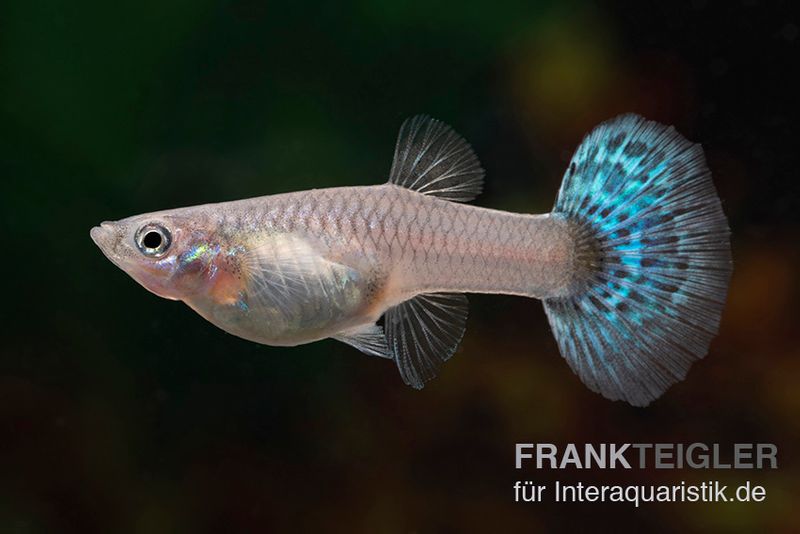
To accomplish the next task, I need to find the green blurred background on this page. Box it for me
[1,1,798,532]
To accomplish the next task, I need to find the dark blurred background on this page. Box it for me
[1,0,798,532]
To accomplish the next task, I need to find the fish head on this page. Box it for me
[90,212,222,301]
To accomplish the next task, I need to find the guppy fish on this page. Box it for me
[91,114,732,406]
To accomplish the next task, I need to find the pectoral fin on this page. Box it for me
[239,233,361,318]
[384,293,469,389]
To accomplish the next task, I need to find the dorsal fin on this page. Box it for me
[388,115,484,202]
[384,293,469,389]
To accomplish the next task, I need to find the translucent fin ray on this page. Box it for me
[544,114,732,406]
[239,234,361,326]
[388,115,484,202]
[384,293,468,389]
[333,324,391,359]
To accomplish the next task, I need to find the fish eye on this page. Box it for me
[135,224,172,257]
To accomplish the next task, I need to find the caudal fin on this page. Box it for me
[544,114,732,406]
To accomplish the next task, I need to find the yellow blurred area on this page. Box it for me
[507,8,621,141]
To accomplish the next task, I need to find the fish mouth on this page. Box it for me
[90,221,124,267]
[90,221,116,248]
[90,222,110,243]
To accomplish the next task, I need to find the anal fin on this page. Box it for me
[384,293,469,389]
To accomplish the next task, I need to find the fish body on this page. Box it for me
[92,115,732,405]
[94,186,574,345]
